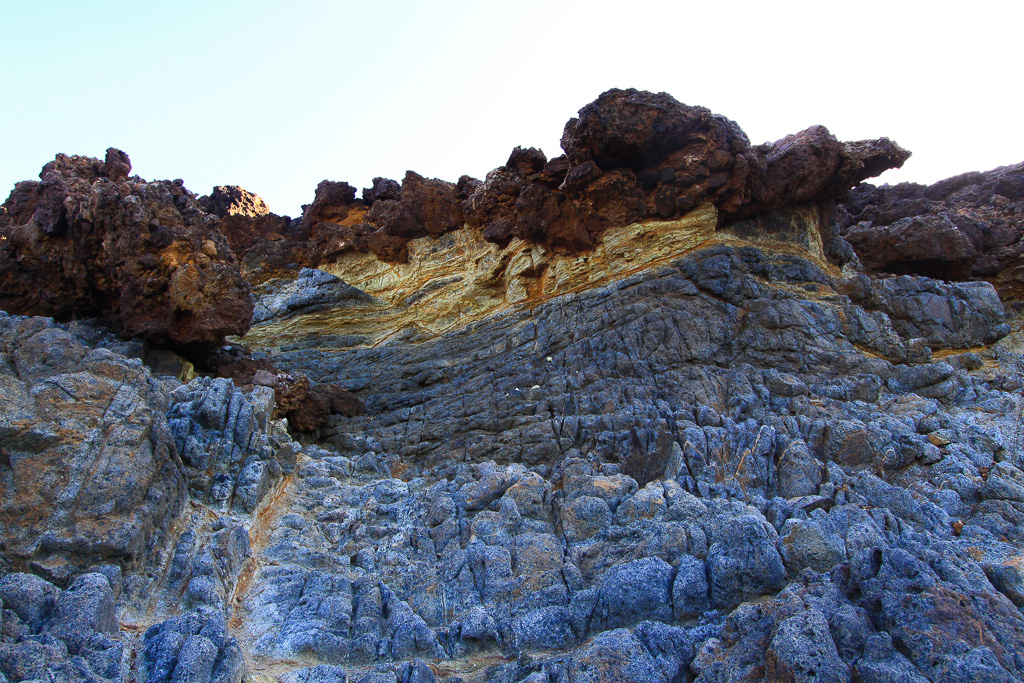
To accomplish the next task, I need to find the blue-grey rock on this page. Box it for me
[766,609,850,682]
[706,516,786,610]
[672,555,709,619]
[591,557,673,632]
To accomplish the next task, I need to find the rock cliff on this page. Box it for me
[1,89,1023,683]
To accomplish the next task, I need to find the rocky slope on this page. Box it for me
[1,89,1023,683]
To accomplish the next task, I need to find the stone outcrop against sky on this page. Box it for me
[1,89,1023,683]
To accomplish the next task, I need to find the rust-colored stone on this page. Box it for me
[0,150,253,351]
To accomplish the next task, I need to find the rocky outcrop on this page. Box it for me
[0,315,186,582]
[251,268,375,324]
[1,88,1023,683]
[0,572,125,683]
[221,89,909,275]
[205,337,367,433]
[453,88,909,253]
[141,606,246,683]
[199,185,271,219]
[242,229,1023,681]
[838,162,1024,301]
[0,149,253,351]
[167,377,283,513]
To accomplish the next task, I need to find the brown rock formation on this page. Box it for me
[0,149,253,352]
[199,184,271,218]
[459,89,909,253]
[558,88,910,224]
[837,162,1024,301]
[275,378,365,432]
[215,89,909,275]
[218,212,298,283]
[208,346,365,431]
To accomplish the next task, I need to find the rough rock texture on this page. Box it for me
[1,89,1023,683]
[0,150,253,351]
[167,377,282,512]
[457,89,908,252]
[271,373,365,433]
[141,606,246,683]
[219,88,909,270]
[0,315,185,582]
[204,337,367,434]
[838,162,1024,302]
[200,186,271,219]
[0,572,124,683]
[225,204,1023,681]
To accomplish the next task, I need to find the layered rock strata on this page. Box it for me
[215,88,910,275]
[1,89,1024,683]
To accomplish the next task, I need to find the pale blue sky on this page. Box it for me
[2,0,1021,216]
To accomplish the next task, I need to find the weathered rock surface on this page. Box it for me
[252,268,376,325]
[0,572,124,683]
[1,89,1023,683]
[0,150,253,351]
[141,606,246,683]
[233,229,1022,681]
[463,89,907,252]
[219,88,909,273]
[838,162,1024,302]
[167,377,282,512]
[0,314,185,582]
[200,186,271,219]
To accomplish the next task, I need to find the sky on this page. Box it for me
[2,0,1022,217]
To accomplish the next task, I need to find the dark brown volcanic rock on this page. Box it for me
[218,212,296,282]
[280,381,365,432]
[211,89,911,276]
[559,88,910,225]
[561,88,751,172]
[257,171,468,266]
[752,126,911,215]
[199,184,271,218]
[207,347,365,431]
[0,150,253,351]
[300,179,359,230]
[362,176,403,205]
[272,372,365,432]
[838,162,1024,300]
[399,171,464,238]
[460,88,910,254]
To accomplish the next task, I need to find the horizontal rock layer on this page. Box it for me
[1,88,1023,683]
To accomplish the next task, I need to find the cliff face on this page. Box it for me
[1,89,1024,683]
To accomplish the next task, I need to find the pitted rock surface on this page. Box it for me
[0,150,253,351]
[224,236,1024,681]
[838,161,1024,302]
[0,315,185,582]
[1,89,1024,683]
